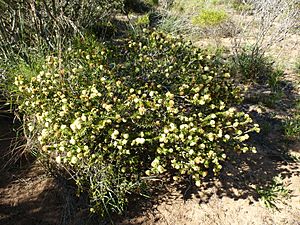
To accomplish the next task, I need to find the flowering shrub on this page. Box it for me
[12,30,259,215]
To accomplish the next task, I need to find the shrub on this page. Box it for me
[231,0,253,11]
[157,1,234,39]
[231,0,299,80]
[124,0,156,12]
[256,175,292,209]
[230,47,277,83]
[9,30,259,215]
[0,0,124,61]
[192,8,229,27]
[284,115,300,140]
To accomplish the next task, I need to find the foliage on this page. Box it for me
[136,14,151,27]
[192,8,228,27]
[231,0,299,73]
[256,175,292,210]
[124,0,157,12]
[231,0,253,11]
[157,0,234,40]
[0,0,123,61]
[284,114,300,140]
[8,30,259,215]
[267,69,284,92]
[295,57,300,74]
[230,47,279,84]
[158,14,192,35]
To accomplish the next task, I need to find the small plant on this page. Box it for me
[231,0,253,12]
[295,57,300,74]
[284,115,300,140]
[136,14,151,27]
[158,15,192,35]
[256,175,292,210]
[267,69,284,92]
[231,47,278,84]
[192,8,229,27]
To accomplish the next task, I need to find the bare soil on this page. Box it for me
[0,116,62,225]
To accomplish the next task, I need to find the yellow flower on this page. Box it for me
[28,125,34,132]
[195,180,201,187]
[224,134,230,140]
[166,91,174,99]
[111,130,119,139]
[149,91,154,97]
[229,107,236,113]
[70,138,76,145]
[81,114,87,121]
[138,106,146,115]
[41,129,48,137]
[203,94,210,100]
[151,158,160,167]
[169,100,174,107]
[179,124,188,130]
[207,133,214,141]
[179,133,184,140]
[233,122,239,128]
[102,103,112,111]
[136,137,145,144]
[169,123,176,131]
[70,118,82,132]
[199,99,205,105]
[56,156,62,164]
[71,156,78,164]
[224,73,230,78]
[157,165,165,173]
[239,134,249,142]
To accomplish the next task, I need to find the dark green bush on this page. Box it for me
[10,30,259,215]
[231,48,277,83]
[284,115,300,140]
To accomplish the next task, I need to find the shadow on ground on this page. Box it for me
[177,80,300,203]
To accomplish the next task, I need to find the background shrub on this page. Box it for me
[230,47,277,83]
[9,30,259,215]
[192,8,228,27]
[0,0,123,61]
